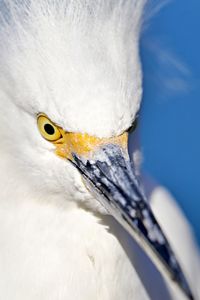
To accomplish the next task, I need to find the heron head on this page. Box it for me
[0,0,143,207]
[0,1,194,299]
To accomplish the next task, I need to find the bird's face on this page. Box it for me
[0,87,140,213]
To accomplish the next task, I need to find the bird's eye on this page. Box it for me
[128,118,138,133]
[37,114,62,142]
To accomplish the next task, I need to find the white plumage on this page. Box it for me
[0,1,199,299]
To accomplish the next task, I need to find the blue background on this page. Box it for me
[140,0,200,243]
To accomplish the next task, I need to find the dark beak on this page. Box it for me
[70,143,194,300]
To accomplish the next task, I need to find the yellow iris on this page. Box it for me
[37,114,62,142]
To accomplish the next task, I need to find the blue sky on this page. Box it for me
[140,0,200,243]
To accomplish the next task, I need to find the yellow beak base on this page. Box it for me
[54,131,128,160]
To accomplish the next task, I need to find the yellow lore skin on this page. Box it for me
[37,114,128,160]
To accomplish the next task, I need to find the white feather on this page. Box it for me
[0,0,145,137]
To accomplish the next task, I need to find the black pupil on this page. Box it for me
[44,123,55,135]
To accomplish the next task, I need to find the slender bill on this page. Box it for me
[70,144,194,300]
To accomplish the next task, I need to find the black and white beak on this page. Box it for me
[70,143,194,300]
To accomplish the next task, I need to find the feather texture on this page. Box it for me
[0,0,146,137]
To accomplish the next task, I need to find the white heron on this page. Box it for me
[0,1,199,300]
